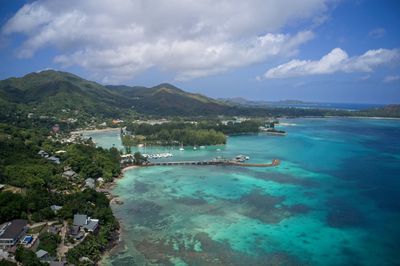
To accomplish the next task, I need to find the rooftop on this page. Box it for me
[36,249,48,259]
[73,214,87,227]
[0,219,27,239]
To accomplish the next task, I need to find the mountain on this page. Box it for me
[107,83,232,115]
[0,70,132,118]
[1,70,398,122]
[0,70,237,118]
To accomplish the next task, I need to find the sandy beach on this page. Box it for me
[71,127,122,135]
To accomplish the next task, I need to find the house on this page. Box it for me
[84,218,99,232]
[0,220,28,247]
[73,214,99,233]
[85,178,95,189]
[47,225,61,235]
[37,150,49,158]
[47,156,60,164]
[62,170,78,180]
[73,214,88,227]
[50,205,62,214]
[68,225,84,240]
[36,249,50,261]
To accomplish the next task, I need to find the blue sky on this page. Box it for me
[0,0,399,104]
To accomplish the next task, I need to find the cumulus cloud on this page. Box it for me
[263,48,400,79]
[2,0,329,82]
[383,75,400,83]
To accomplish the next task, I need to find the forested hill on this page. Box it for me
[0,70,240,118]
[106,83,236,115]
[0,70,132,118]
[1,70,399,121]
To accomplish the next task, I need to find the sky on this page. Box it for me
[0,0,399,104]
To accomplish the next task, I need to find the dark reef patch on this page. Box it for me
[325,197,366,228]
[133,231,307,266]
[133,180,150,194]
[254,172,319,188]
[127,200,169,229]
[175,196,208,205]
[286,203,311,214]
[237,189,291,223]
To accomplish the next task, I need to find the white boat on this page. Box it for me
[179,147,185,151]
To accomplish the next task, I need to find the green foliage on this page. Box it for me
[0,192,26,223]
[121,135,136,154]
[125,120,265,146]
[38,232,61,257]
[0,259,17,266]
[133,152,147,165]
[65,190,119,265]
[62,144,120,181]
[15,246,45,266]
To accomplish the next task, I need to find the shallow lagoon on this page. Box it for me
[95,118,400,265]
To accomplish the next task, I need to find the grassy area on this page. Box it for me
[28,224,46,234]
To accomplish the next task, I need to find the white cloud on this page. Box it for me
[383,75,400,83]
[2,0,329,82]
[263,48,400,79]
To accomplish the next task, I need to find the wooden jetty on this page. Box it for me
[141,159,280,167]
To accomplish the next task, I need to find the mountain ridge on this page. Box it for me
[1,70,399,120]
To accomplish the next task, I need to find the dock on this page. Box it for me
[142,159,280,167]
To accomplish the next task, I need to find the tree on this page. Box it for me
[133,152,146,165]
[15,246,44,266]
[121,135,135,154]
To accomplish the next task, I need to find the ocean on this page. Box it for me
[89,118,400,266]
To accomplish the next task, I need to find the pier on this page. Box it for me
[141,159,280,167]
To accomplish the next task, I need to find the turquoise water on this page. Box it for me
[93,118,400,266]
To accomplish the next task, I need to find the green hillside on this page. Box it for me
[108,83,234,115]
[1,70,399,123]
[0,70,133,118]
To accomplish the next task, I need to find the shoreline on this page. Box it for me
[71,127,122,135]
[100,165,138,265]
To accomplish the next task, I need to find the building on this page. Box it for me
[73,214,99,233]
[47,156,61,164]
[0,220,28,247]
[62,170,78,180]
[68,225,83,240]
[47,225,61,235]
[85,178,95,189]
[36,249,50,261]
[37,150,49,158]
[50,205,62,214]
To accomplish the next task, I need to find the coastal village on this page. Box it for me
[0,153,106,265]
[0,116,285,265]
